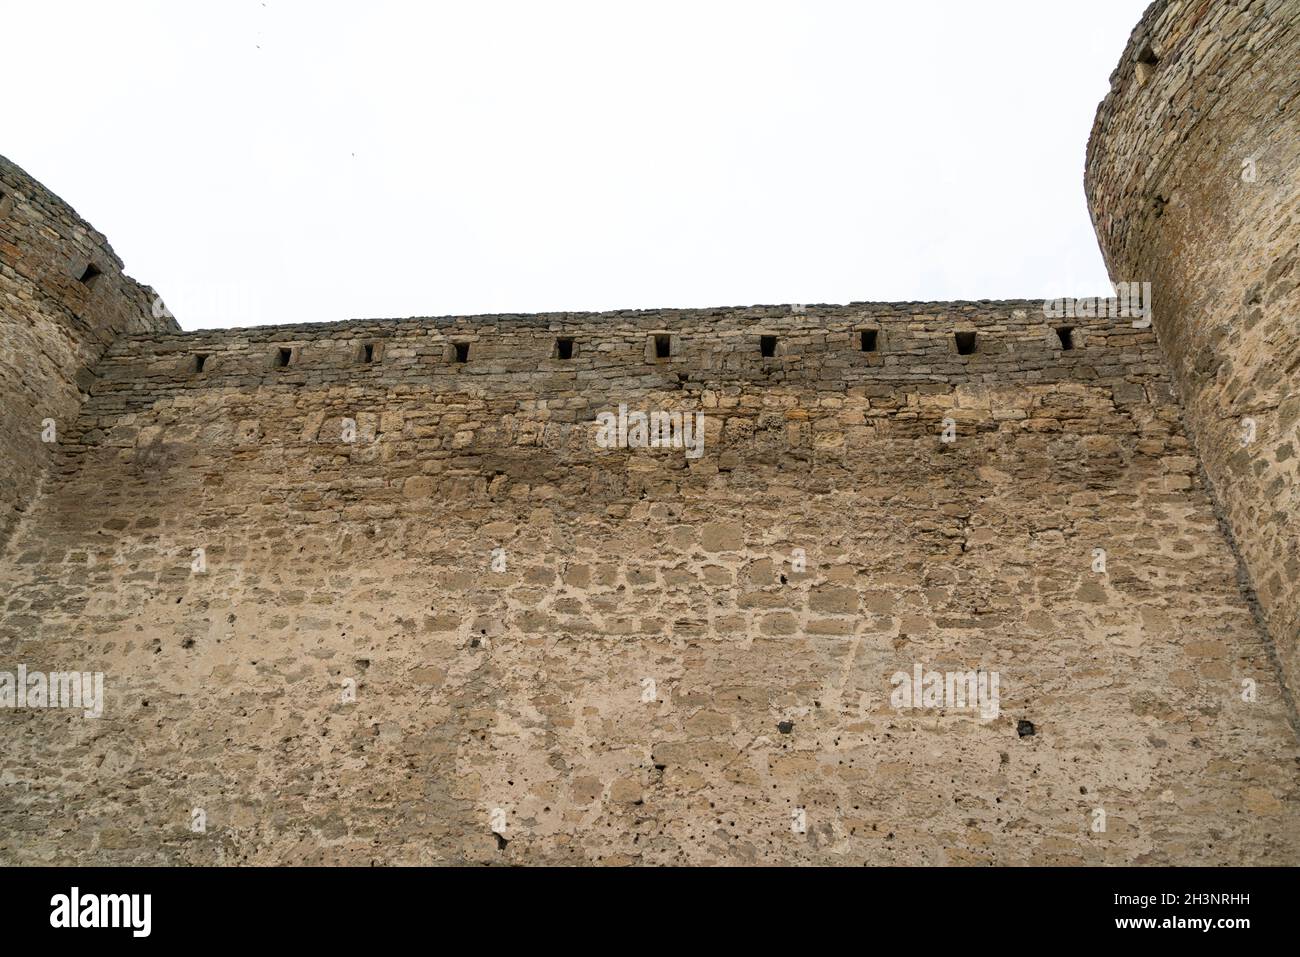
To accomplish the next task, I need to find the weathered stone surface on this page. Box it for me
[1087,0,1300,701]
[0,0,1298,866]
[0,157,177,551]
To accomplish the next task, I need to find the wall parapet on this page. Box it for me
[96,301,1166,400]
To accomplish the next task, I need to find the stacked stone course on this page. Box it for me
[1,0,1297,865]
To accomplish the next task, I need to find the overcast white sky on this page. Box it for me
[5,0,1147,330]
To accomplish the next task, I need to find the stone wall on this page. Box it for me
[1086,0,1300,703]
[0,156,178,552]
[2,302,1297,864]
[98,299,1164,389]
[3,0,1299,866]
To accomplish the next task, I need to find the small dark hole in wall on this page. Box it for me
[860,329,878,352]
[555,337,574,360]
[1056,327,1075,350]
[362,343,375,363]
[760,335,777,358]
[954,331,977,355]
[193,353,209,373]
[276,347,293,367]
[654,334,671,359]
[78,263,102,289]
[454,342,470,363]
[1135,43,1159,86]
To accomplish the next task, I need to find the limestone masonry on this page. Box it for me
[2,0,1298,865]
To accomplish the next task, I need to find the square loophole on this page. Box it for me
[954,331,977,356]
[760,335,777,358]
[860,329,879,352]
[555,337,574,360]
[1055,327,1075,350]
[653,334,672,359]
[78,263,102,289]
[275,347,293,368]
[192,353,209,374]
[453,342,470,363]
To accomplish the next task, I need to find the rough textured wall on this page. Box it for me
[0,157,179,552]
[3,305,1297,864]
[1086,0,1300,700]
[3,0,1299,867]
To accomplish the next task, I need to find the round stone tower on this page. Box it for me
[1086,0,1300,700]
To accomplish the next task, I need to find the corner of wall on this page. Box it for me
[0,154,178,552]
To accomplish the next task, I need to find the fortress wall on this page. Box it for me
[0,157,179,552]
[3,0,1299,866]
[93,299,1164,392]
[1086,0,1300,699]
[2,306,1297,864]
